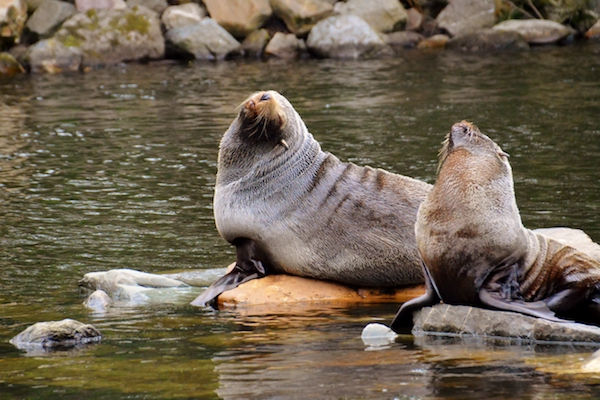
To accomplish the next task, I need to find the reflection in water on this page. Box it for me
[0,43,599,399]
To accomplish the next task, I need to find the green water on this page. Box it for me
[1,43,600,399]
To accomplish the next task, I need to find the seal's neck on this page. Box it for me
[216,115,324,193]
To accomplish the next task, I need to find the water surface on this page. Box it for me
[1,43,600,399]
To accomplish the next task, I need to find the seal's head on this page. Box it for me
[237,90,291,149]
[437,120,511,184]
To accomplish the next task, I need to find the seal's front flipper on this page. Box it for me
[190,238,269,308]
[478,287,565,322]
[390,261,441,333]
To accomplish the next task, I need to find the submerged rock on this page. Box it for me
[161,3,205,31]
[0,51,24,76]
[447,29,529,52]
[413,304,600,343]
[26,0,76,37]
[270,0,333,35]
[0,0,27,46]
[333,0,407,33]
[83,289,113,312]
[166,18,241,60]
[264,32,305,59]
[27,37,82,73]
[492,19,576,44]
[436,0,495,37]
[306,14,390,59]
[203,0,271,39]
[52,5,164,67]
[10,319,101,350]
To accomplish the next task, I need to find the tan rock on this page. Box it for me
[333,0,407,33]
[242,28,270,57]
[417,33,449,49]
[585,20,600,39]
[75,0,125,12]
[436,0,495,37]
[204,0,271,39]
[270,0,332,35]
[217,274,425,308]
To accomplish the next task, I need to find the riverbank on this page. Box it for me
[1,0,600,77]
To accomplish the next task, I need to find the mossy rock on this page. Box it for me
[0,51,25,76]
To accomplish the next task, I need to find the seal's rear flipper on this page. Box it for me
[190,265,263,307]
[390,261,441,333]
[190,238,269,308]
[478,288,566,323]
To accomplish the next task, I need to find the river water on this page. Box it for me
[1,43,599,399]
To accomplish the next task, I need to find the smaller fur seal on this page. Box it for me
[391,121,600,332]
[191,91,432,307]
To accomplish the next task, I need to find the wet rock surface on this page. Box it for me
[0,50,24,75]
[413,304,600,343]
[27,37,82,73]
[1,0,27,46]
[10,319,101,350]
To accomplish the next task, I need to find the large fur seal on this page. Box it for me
[191,90,431,307]
[390,121,600,332]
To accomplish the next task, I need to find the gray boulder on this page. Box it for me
[264,32,305,58]
[413,304,600,343]
[406,7,424,31]
[166,18,241,60]
[0,0,27,46]
[333,0,407,33]
[306,14,390,59]
[10,319,101,351]
[52,5,164,67]
[270,0,333,35]
[26,0,76,37]
[204,0,271,39]
[436,0,495,37]
[0,51,25,76]
[242,28,270,57]
[492,19,576,44]
[27,37,82,73]
[127,0,167,14]
[161,3,205,31]
[447,29,529,51]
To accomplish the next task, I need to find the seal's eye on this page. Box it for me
[498,150,510,159]
[260,93,271,102]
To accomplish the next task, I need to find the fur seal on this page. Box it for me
[191,90,431,307]
[390,121,600,332]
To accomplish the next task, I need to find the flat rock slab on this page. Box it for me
[217,274,425,308]
[414,304,600,344]
[10,319,101,351]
